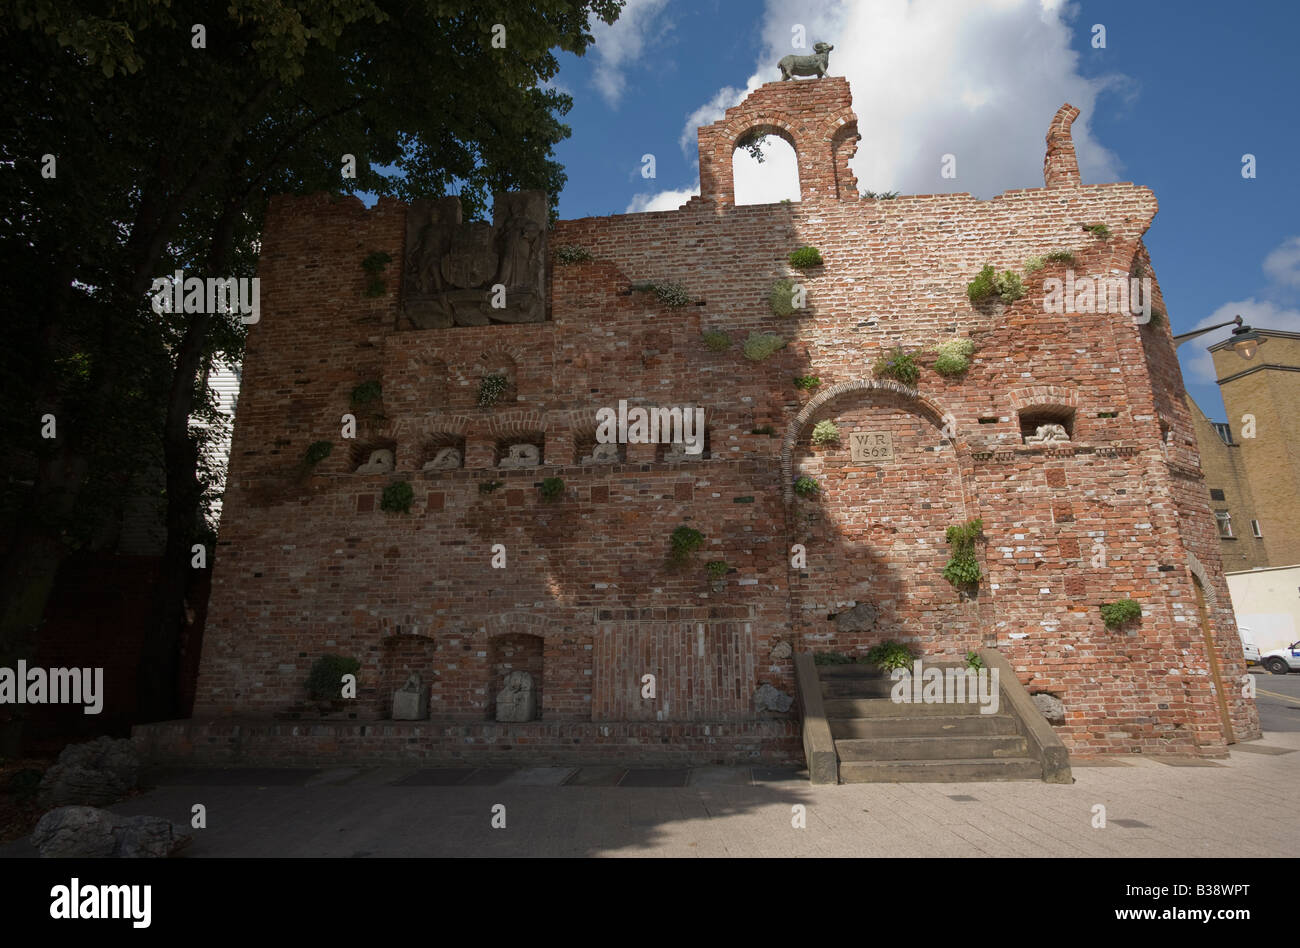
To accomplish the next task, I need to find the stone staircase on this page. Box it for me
[794,651,1072,784]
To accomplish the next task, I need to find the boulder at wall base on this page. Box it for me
[32,807,192,858]
[1032,693,1066,724]
[38,736,141,808]
[754,683,794,713]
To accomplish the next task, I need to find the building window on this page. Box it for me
[1209,488,1226,501]
[1215,511,1234,538]
[1252,519,1263,538]
[1211,422,1233,445]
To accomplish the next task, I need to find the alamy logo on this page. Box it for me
[149,269,260,323]
[595,399,705,454]
[890,660,1000,714]
[1042,269,1151,323]
[0,662,103,714]
[50,878,151,928]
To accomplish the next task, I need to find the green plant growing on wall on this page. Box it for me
[631,280,691,307]
[788,246,823,268]
[1147,309,1165,327]
[304,441,333,466]
[793,476,820,498]
[554,244,593,264]
[863,190,900,199]
[769,278,804,316]
[866,641,913,672]
[361,251,392,297]
[702,330,732,352]
[793,375,821,390]
[873,347,920,385]
[669,525,705,565]
[539,477,564,501]
[966,264,1025,304]
[478,480,504,494]
[743,332,787,361]
[706,560,729,580]
[1044,250,1076,264]
[1023,255,1046,273]
[943,518,984,587]
[933,338,976,377]
[966,651,984,670]
[477,373,508,407]
[380,481,414,514]
[1100,599,1142,628]
[813,651,854,665]
[306,655,360,702]
[751,425,775,436]
[351,380,382,407]
[811,420,840,445]
[1084,223,1112,239]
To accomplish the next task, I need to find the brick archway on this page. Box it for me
[780,379,967,504]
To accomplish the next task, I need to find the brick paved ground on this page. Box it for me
[5,732,1297,858]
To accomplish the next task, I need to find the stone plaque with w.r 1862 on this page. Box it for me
[850,431,894,462]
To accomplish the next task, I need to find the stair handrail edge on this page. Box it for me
[794,652,839,784]
[979,648,1073,784]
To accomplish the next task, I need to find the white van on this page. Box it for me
[1239,627,1260,666]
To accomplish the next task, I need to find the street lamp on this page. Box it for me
[1172,314,1266,361]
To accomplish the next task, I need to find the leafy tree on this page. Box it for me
[0,0,623,750]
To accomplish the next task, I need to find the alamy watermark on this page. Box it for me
[0,662,103,714]
[149,269,260,323]
[1042,269,1151,323]
[890,660,1000,714]
[595,399,705,454]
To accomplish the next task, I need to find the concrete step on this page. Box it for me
[816,664,890,679]
[824,697,983,718]
[830,714,1019,739]
[838,757,1043,783]
[834,734,1029,761]
[820,678,902,699]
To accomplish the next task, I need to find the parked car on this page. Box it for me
[1262,641,1300,675]
[1238,627,1260,666]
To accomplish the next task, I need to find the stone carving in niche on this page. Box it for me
[392,673,428,721]
[422,447,462,471]
[498,443,540,469]
[581,442,619,465]
[355,449,395,474]
[496,670,537,722]
[1024,424,1070,446]
[403,191,548,329]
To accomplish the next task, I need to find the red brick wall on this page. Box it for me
[193,78,1259,756]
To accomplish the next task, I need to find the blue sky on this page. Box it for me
[540,0,1300,420]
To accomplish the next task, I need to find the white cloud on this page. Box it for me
[588,0,671,107]
[625,186,699,214]
[1262,235,1300,288]
[1178,299,1300,384]
[639,0,1126,209]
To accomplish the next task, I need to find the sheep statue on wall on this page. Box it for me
[778,42,834,80]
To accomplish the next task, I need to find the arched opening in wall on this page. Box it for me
[787,386,976,659]
[733,127,800,206]
[349,438,398,473]
[488,632,543,721]
[573,421,625,465]
[418,432,466,471]
[1018,405,1076,444]
[655,420,709,461]
[494,431,545,468]
[1191,573,1235,745]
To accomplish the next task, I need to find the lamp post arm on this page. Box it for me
[1172,315,1243,349]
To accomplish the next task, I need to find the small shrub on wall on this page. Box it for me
[942,518,983,587]
[380,481,414,513]
[793,476,820,498]
[873,347,920,386]
[702,330,732,351]
[811,420,840,445]
[788,246,823,268]
[769,278,804,316]
[1100,599,1142,628]
[669,525,705,565]
[306,655,360,702]
[933,338,975,377]
[743,333,786,361]
[477,373,508,407]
